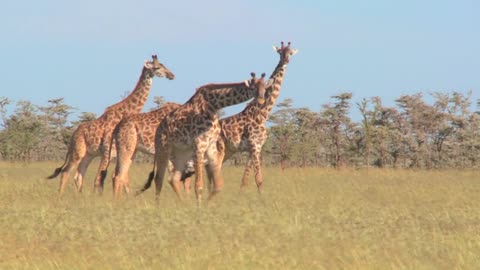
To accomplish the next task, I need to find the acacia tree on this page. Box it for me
[395,92,474,168]
[71,112,97,126]
[371,98,408,168]
[291,107,319,167]
[268,98,297,169]
[37,98,75,160]
[319,93,354,168]
[151,96,167,110]
[396,94,437,168]
[0,100,43,161]
[0,93,478,167]
[357,98,374,168]
[442,91,479,167]
[0,97,11,159]
[462,113,480,167]
[0,97,10,126]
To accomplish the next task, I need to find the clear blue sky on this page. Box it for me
[1,0,479,121]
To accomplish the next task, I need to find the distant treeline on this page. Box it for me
[1,92,479,169]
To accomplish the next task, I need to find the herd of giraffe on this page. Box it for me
[47,42,298,203]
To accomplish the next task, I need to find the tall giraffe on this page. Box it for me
[136,72,271,203]
[110,102,182,197]
[47,55,175,193]
[204,41,297,193]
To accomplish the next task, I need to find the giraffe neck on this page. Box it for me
[263,59,288,115]
[119,67,154,114]
[196,83,255,112]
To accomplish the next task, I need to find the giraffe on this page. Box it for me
[202,41,298,193]
[47,55,175,194]
[136,72,271,203]
[110,102,182,197]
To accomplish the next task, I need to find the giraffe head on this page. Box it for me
[144,55,175,80]
[245,72,271,105]
[273,41,298,64]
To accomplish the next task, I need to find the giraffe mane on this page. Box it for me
[183,81,248,107]
[195,82,246,92]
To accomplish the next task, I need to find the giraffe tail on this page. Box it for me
[46,167,63,179]
[47,152,69,179]
[180,171,195,182]
[135,161,156,196]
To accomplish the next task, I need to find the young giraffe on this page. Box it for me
[137,72,271,203]
[202,41,298,193]
[47,55,175,193]
[110,102,182,197]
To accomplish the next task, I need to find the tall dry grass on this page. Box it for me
[1,162,480,269]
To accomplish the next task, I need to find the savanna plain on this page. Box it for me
[1,162,480,269]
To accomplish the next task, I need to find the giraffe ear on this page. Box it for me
[244,80,251,87]
[291,49,299,55]
[273,46,280,52]
[144,60,152,68]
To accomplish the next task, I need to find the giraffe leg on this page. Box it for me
[170,153,193,199]
[113,125,137,197]
[206,162,224,201]
[179,160,195,195]
[58,143,89,194]
[205,164,214,193]
[183,176,192,195]
[122,150,135,196]
[208,139,226,193]
[154,151,170,201]
[113,157,133,198]
[240,157,253,190]
[168,169,183,200]
[123,149,137,195]
[73,154,94,193]
[111,161,118,191]
[206,144,224,201]
[93,145,114,194]
[58,160,80,194]
[251,150,264,194]
[194,146,208,205]
[167,160,174,175]
[110,145,121,191]
[124,177,131,195]
[58,155,82,194]
[56,135,88,194]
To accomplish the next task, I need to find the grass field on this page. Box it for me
[1,162,480,269]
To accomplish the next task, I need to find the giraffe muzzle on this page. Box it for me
[166,73,175,80]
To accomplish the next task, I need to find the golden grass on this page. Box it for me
[1,162,480,269]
